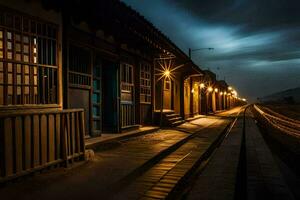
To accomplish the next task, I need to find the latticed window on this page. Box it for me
[0,9,58,105]
[120,63,134,102]
[140,63,151,103]
[68,44,91,87]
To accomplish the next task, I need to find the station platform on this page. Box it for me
[186,110,295,200]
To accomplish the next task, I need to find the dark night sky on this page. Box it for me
[122,0,300,102]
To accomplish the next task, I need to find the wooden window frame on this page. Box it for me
[0,9,59,106]
[140,62,151,104]
[68,44,92,89]
[120,63,134,103]
[164,78,171,91]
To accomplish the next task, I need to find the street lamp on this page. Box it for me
[164,70,170,78]
[188,47,214,59]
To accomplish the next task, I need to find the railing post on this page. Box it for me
[80,111,86,159]
[61,113,68,167]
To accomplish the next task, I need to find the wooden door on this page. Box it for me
[163,78,171,110]
[68,44,92,137]
[193,84,199,115]
[120,63,135,128]
[92,57,102,136]
[69,88,90,135]
[102,60,119,132]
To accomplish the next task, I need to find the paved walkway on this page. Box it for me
[186,114,244,200]
[0,115,233,200]
[112,119,229,199]
[85,126,159,149]
[245,114,295,200]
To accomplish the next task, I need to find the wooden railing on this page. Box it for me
[121,103,135,128]
[0,109,85,182]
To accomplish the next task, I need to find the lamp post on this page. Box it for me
[188,47,214,59]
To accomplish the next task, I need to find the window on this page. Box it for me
[0,10,58,105]
[68,45,91,87]
[164,78,171,90]
[120,63,134,102]
[140,63,151,103]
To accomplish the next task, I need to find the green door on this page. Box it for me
[102,60,119,132]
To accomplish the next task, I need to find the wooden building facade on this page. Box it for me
[0,0,86,182]
[0,0,245,182]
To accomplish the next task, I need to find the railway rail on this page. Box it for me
[254,104,300,138]
[109,108,244,199]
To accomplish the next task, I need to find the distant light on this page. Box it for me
[191,88,194,93]
[200,83,205,89]
[220,92,223,95]
[228,86,232,90]
[214,88,218,92]
[208,87,213,92]
[224,92,227,95]
[242,98,246,101]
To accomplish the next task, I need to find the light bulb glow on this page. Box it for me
[164,70,170,77]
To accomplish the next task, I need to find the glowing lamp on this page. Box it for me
[164,70,170,77]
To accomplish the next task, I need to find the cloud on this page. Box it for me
[167,0,300,30]
[122,0,300,102]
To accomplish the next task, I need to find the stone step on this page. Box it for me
[168,117,183,122]
[171,120,185,127]
[165,113,178,118]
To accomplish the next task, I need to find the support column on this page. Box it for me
[180,76,185,119]
[189,78,193,117]
[212,91,216,112]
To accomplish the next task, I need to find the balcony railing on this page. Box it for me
[0,109,85,182]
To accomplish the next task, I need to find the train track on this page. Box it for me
[254,104,300,138]
[109,109,243,199]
